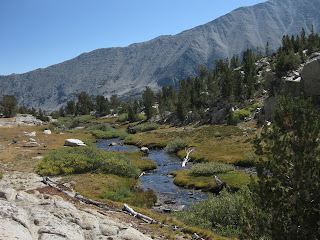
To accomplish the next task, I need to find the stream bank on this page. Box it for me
[95,139,209,211]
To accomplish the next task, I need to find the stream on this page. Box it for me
[95,139,209,208]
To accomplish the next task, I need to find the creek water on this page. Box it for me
[95,139,209,207]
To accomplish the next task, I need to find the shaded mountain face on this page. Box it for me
[1,0,319,111]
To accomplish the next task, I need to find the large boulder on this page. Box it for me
[64,139,87,147]
[302,57,320,98]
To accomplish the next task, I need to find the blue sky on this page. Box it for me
[0,0,266,75]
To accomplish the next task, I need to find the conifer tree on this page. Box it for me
[76,92,93,115]
[0,95,18,117]
[242,49,257,98]
[141,87,156,119]
[65,100,76,115]
[249,95,320,239]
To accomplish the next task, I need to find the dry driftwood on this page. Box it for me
[182,148,194,167]
[42,176,205,238]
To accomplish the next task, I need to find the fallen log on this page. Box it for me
[123,204,155,223]
[42,176,205,238]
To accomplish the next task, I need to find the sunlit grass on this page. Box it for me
[173,170,254,192]
[125,124,253,165]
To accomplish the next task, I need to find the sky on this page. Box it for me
[0,0,266,75]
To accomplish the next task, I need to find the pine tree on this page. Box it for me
[265,41,270,56]
[141,87,156,119]
[242,49,257,98]
[0,95,18,117]
[76,92,93,115]
[65,100,76,115]
[249,94,320,239]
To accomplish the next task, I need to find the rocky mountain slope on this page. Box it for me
[1,0,320,111]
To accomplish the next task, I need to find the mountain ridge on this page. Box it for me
[1,0,319,111]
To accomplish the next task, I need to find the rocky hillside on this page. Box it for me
[1,0,320,111]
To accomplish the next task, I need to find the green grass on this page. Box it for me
[36,143,140,178]
[90,129,128,139]
[86,123,114,132]
[0,172,2,179]
[132,123,159,132]
[164,138,187,153]
[190,162,235,177]
[117,113,128,122]
[173,170,253,192]
[120,151,157,171]
[174,188,250,237]
[124,124,253,165]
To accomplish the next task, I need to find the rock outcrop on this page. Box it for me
[301,56,320,98]
[0,185,152,240]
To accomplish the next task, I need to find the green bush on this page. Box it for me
[36,145,140,178]
[133,123,159,132]
[136,113,146,121]
[190,162,235,177]
[86,123,114,132]
[90,129,127,139]
[0,172,3,179]
[73,115,94,123]
[174,188,251,237]
[164,138,187,153]
[117,113,128,122]
[233,109,250,120]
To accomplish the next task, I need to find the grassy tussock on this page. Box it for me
[190,162,235,177]
[90,129,127,139]
[121,151,157,171]
[36,144,140,178]
[164,138,187,153]
[173,170,253,192]
[132,123,159,132]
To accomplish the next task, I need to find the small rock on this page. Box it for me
[140,147,149,154]
[43,130,51,134]
[64,139,86,147]
[164,200,176,205]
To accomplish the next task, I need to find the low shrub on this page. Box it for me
[174,187,251,237]
[36,144,140,178]
[136,113,146,121]
[133,123,159,132]
[117,113,128,122]
[164,138,187,153]
[86,123,114,132]
[233,109,250,120]
[190,162,235,177]
[0,172,2,179]
[90,129,127,139]
[73,115,94,123]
